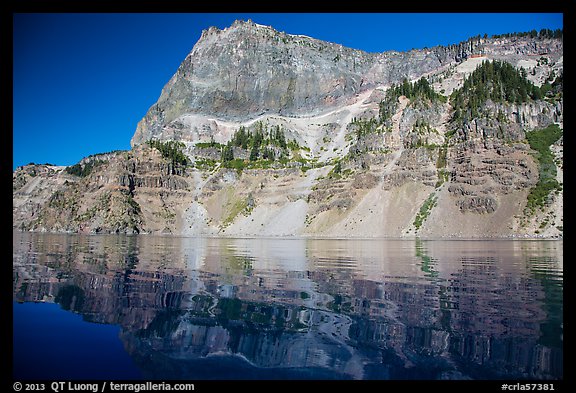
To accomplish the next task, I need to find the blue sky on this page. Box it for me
[13,13,563,169]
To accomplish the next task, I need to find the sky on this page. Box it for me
[12,13,563,169]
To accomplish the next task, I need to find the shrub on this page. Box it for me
[65,160,103,177]
[525,124,563,212]
[413,193,438,230]
[147,139,188,166]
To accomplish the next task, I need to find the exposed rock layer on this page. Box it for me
[13,21,563,238]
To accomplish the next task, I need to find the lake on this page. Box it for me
[12,232,563,380]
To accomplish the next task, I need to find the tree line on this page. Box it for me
[146,139,188,166]
[222,122,290,165]
[379,77,445,123]
[491,28,562,40]
[450,59,553,122]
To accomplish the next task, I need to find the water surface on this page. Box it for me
[13,233,563,380]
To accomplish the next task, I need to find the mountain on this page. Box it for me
[13,20,564,238]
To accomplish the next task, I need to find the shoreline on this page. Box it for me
[12,229,563,241]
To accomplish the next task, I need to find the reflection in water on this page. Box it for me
[13,233,563,380]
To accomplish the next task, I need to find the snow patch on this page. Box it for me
[290,34,313,40]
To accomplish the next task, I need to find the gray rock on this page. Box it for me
[132,20,561,146]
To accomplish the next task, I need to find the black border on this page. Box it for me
[5,1,572,390]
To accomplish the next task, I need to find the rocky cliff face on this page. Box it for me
[13,20,563,238]
[13,147,195,234]
[131,20,450,146]
[131,20,562,147]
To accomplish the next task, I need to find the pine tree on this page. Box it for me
[250,146,259,161]
[450,59,544,123]
[221,143,234,162]
[333,161,342,175]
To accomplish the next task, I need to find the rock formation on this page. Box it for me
[13,20,563,238]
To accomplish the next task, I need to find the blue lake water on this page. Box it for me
[12,232,563,380]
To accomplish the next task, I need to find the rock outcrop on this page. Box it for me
[131,20,562,147]
[13,21,563,238]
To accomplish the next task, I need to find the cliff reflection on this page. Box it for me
[13,233,562,380]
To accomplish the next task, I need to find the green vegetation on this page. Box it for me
[193,158,218,171]
[378,77,446,127]
[333,160,342,175]
[350,117,382,138]
[86,149,125,159]
[347,78,446,154]
[124,190,142,213]
[291,154,316,173]
[65,160,103,177]
[413,193,438,230]
[222,199,244,226]
[25,162,55,167]
[195,138,223,149]
[385,77,445,105]
[218,122,321,174]
[538,73,563,102]
[436,145,448,169]
[525,124,563,212]
[491,28,562,39]
[415,239,438,278]
[223,158,246,174]
[435,169,450,188]
[434,145,450,188]
[222,192,255,227]
[77,192,111,224]
[287,139,306,151]
[221,144,235,163]
[48,190,68,208]
[221,122,291,169]
[327,294,353,314]
[146,139,188,166]
[327,159,343,179]
[450,60,547,123]
[413,118,439,135]
[231,123,287,155]
[217,298,242,320]
[406,119,442,149]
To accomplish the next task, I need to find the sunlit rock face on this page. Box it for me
[13,21,563,238]
[130,19,562,146]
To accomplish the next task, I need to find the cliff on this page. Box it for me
[13,21,563,238]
